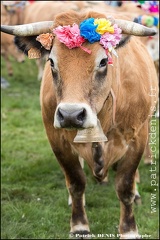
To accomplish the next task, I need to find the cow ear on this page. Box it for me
[115,35,131,49]
[14,36,50,59]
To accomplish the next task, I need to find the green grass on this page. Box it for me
[1,57,159,239]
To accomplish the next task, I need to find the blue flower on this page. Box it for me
[153,16,158,26]
[80,18,101,43]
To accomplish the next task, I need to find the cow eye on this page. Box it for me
[99,58,108,68]
[48,58,54,68]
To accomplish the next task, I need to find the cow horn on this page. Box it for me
[1,21,54,36]
[1,18,157,37]
[110,18,157,36]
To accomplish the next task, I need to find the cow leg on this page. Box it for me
[115,125,148,239]
[68,156,86,207]
[116,170,140,239]
[53,149,90,237]
[134,169,141,205]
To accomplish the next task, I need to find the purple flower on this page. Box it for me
[100,24,122,49]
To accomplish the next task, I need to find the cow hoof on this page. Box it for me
[134,195,142,205]
[69,231,91,239]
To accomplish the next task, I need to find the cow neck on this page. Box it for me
[99,88,116,134]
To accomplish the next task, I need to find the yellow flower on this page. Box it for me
[94,18,114,34]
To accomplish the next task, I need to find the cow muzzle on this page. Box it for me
[54,103,97,129]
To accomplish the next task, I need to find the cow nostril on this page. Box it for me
[77,109,86,122]
[57,109,64,121]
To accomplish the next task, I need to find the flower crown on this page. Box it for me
[36,18,122,65]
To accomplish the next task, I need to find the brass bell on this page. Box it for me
[73,119,108,143]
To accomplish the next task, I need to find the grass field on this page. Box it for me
[1,56,159,239]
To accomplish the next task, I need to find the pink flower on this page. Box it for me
[53,23,86,49]
[100,24,122,49]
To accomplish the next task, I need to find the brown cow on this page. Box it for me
[1,3,25,75]
[1,10,158,239]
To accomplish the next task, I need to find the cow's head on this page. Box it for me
[1,11,156,130]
